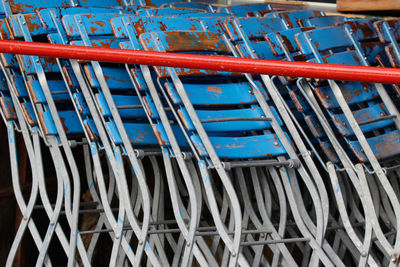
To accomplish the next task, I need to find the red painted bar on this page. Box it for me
[1,40,400,84]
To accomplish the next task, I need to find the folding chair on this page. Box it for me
[8,7,142,265]
[252,22,380,266]
[296,24,400,265]
[222,16,353,266]
[111,14,223,266]
[0,15,88,267]
[40,9,143,266]
[0,18,57,266]
[58,11,176,266]
[137,25,344,265]
[6,10,112,266]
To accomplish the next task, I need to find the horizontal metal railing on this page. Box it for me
[0,40,399,83]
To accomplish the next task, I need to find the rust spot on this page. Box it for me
[372,131,400,160]
[141,96,154,118]
[63,66,74,87]
[177,109,189,130]
[83,65,96,88]
[37,112,51,135]
[281,13,294,28]
[26,80,39,103]
[21,103,37,125]
[67,25,74,36]
[59,116,69,132]
[25,14,40,32]
[89,26,98,34]
[95,21,106,27]
[163,31,228,53]
[0,97,16,120]
[207,86,222,94]
[320,142,339,163]
[84,121,99,141]
[345,20,375,40]
[132,18,145,36]
[130,68,145,90]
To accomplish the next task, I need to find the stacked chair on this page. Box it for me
[1,0,400,266]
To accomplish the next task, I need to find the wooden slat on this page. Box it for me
[337,0,400,11]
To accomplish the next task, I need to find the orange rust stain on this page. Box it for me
[83,65,96,88]
[207,86,222,94]
[84,121,99,141]
[25,14,40,32]
[95,21,106,27]
[177,109,189,130]
[59,116,69,132]
[320,142,339,163]
[26,80,39,103]
[89,26,98,34]
[152,127,167,146]
[37,112,51,135]
[63,66,74,87]
[289,91,303,112]
[21,103,37,125]
[142,96,154,118]
[0,97,16,120]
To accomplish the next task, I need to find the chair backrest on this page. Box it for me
[218,3,272,17]
[345,18,379,42]
[265,27,314,58]
[136,7,206,16]
[168,2,214,12]
[225,17,287,42]
[303,15,347,28]
[271,10,324,28]
[296,26,353,59]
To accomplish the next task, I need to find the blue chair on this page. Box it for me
[296,25,400,262]
[223,16,346,267]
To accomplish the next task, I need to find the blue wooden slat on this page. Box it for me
[191,133,286,159]
[349,130,400,162]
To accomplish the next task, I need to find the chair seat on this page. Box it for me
[84,65,133,90]
[27,80,69,104]
[331,104,394,137]
[178,106,281,132]
[191,133,286,159]
[96,92,146,119]
[163,81,259,105]
[348,129,400,162]
[39,110,83,136]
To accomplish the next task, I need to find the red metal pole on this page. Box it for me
[1,40,399,84]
